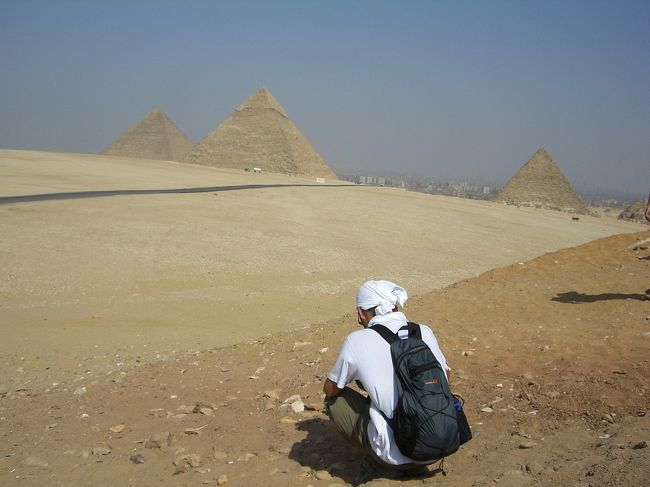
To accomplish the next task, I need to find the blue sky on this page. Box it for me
[1,0,648,196]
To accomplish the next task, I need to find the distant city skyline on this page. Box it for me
[0,0,648,197]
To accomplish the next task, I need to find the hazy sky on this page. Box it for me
[1,1,648,196]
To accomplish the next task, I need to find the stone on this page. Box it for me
[632,441,647,449]
[263,390,279,401]
[109,424,125,433]
[73,386,87,396]
[193,401,218,413]
[237,452,256,462]
[480,407,494,413]
[199,407,214,416]
[173,453,201,473]
[216,474,228,485]
[130,454,145,464]
[603,414,615,424]
[92,445,112,456]
[184,425,208,435]
[518,441,537,449]
[314,470,333,480]
[291,400,305,414]
[284,394,302,404]
[144,432,171,449]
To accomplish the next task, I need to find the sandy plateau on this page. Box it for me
[0,149,648,486]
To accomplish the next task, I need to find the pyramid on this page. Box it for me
[102,109,193,162]
[494,148,588,214]
[182,87,337,179]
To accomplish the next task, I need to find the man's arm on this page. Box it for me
[323,378,343,398]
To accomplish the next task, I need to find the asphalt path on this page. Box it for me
[0,183,352,205]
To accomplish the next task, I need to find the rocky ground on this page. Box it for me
[1,230,648,486]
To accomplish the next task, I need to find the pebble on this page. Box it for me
[144,432,171,449]
[109,424,125,434]
[79,450,91,459]
[199,407,214,416]
[237,452,256,462]
[184,425,208,435]
[263,390,280,401]
[92,445,112,456]
[130,454,145,464]
[518,441,537,449]
[193,401,219,412]
[314,470,333,480]
[280,417,297,424]
[73,386,87,396]
[173,453,201,473]
[603,414,615,424]
[480,407,494,413]
[284,394,302,404]
[291,400,305,414]
[632,441,647,449]
[216,474,228,485]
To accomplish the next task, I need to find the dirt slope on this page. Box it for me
[2,231,648,487]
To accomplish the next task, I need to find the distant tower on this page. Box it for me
[183,87,337,179]
[494,148,588,214]
[102,109,193,162]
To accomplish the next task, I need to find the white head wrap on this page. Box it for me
[356,280,408,316]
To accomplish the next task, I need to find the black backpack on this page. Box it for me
[372,322,462,462]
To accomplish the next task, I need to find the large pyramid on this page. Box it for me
[494,148,588,214]
[183,87,337,179]
[102,109,193,162]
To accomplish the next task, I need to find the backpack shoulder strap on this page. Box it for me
[404,322,422,340]
[370,324,398,344]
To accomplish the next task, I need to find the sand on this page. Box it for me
[1,222,648,486]
[0,149,643,394]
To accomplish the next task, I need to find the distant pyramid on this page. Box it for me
[102,109,193,162]
[494,148,588,214]
[183,87,337,179]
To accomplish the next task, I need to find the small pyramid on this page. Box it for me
[102,109,193,162]
[494,148,588,214]
[183,87,337,179]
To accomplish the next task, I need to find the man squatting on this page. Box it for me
[323,279,450,479]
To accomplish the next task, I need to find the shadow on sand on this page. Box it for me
[0,183,353,205]
[289,418,443,485]
[289,418,361,485]
[551,291,648,304]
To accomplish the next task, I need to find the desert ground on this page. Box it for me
[0,149,648,486]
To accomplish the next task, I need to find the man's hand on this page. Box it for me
[323,378,342,398]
